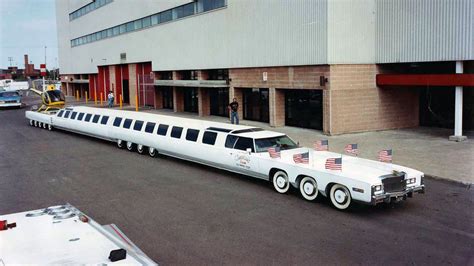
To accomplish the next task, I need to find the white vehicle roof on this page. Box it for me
[0,204,156,265]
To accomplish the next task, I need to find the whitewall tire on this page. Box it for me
[47,124,53,131]
[149,147,157,157]
[299,176,318,201]
[29,120,33,126]
[43,123,47,129]
[137,144,145,154]
[34,121,38,127]
[272,171,290,194]
[330,184,352,210]
[117,140,124,149]
[126,141,134,151]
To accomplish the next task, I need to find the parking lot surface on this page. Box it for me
[0,98,473,265]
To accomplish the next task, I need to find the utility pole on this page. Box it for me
[8,57,13,66]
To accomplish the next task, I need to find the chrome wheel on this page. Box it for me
[148,147,157,157]
[299,176,318,201]
[126,141,134,151]
[330,184,352,210]
[137,144,145,154]
[47,124,53,131]
[29,120,33,126]
[272,171,289,194]
[117,140,124,149]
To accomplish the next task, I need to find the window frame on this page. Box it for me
[133,120,144,131]
[202,131,218,145]
[145,122,156,133]
[233,136,255,152]
[185,128,200,142]
[77,112,85,121]
[123,118,133,129]
[84,113,92,122]
[101,116,109,125]
[170,126,183,139]
[157,124,169,136]
[113,117,122,127]
[92,114,101,123]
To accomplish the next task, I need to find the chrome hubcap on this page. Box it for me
[276,176,286,188]
[334,190,347,204]
[303,182,314,194]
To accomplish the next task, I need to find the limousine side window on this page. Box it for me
[57,110,64,117]
[225,135,238,148]
[157,124,169,136]
[123,119,133,129]
[145,122,156,133]
[92,115,101,123]
[202,131,217,145]
[64,111,71,118]
[101,116,109,125]
[186,129,199,142]
[171,126,183,139]
[113,117,122,127]
[77,113,85,121]
[71,112,77,119]
[85,113,92,122]
[134,120,144,131]
[233,137,255,152]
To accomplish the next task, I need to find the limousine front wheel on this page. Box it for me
[330,184,352,210]
[272,171,290,194]
[299,176,318,201]
[149,147,157,157]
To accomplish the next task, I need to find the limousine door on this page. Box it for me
[225,136,260,176]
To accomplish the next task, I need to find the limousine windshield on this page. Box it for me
[255,135,298,153]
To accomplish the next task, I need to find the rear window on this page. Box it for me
[77,113,85,121]
[171,126,183,138]
[133,120,144,131]
[101,116,109,125]
[185,129,199,142]
[234,137,254,152]
[92,114,100,123]
[123,119,133,129]
[57,110,64,117]
[64,111,70,118]
[157,124,169,136]
[85,113,92,122]
[145,122,156,133]
[202,131,217,145]
[225,135,238,148]
[113,117,122,127]
[71,112,77,119]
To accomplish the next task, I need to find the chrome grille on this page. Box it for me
[381,172,406,193]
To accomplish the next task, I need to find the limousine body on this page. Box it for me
[25,106,425,210]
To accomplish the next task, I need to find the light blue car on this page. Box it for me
[0,91,22,108]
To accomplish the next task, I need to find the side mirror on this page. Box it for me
[246,148,252,154]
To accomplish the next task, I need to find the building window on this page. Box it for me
[69,0,113,21]
[185,129,199,142]
[70,0,227,47]
[157,124,169,136]
[202,131,217,145]
[113,117,122,127]
[171,126,183,138]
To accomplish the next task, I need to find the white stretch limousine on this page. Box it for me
[26,106,425,210]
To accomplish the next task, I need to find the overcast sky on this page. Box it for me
[0,0,58,69]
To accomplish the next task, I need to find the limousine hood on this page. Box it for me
[281,148,423,184]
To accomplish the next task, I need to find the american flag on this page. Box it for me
[325,157,342,170]
[268,146,281,158]
[314,139,329,151]
[344,143,358,155]
[378,149,393,163]
[293,152,309,164]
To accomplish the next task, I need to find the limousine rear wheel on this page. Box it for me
[34,121,38,127]
[299,176,318,201]
[149,147,157,157]
[42,123,47,129]
[137,144,145,154]
[117,140,124,149]
[330,184,352,210]
[272,171,290,194]
[126,141,135,151]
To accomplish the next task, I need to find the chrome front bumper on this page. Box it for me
[0,102,21,107]
[371,185,425,205]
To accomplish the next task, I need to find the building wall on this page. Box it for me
[327,64,419,134]
[376,0,474,63]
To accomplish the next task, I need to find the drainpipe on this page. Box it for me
[449,61,467,142]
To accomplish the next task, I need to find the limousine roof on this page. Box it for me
[64,106,286,138]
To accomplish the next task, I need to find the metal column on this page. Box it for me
[449,61,467,142]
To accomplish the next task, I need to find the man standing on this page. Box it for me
[107,91,114,108]
[228,98,239,125]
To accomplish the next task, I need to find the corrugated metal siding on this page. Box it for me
[327,0,376,64]
[376,0,474,63]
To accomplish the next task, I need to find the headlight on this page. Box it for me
[374,185,383,191]
[406,178,416,184]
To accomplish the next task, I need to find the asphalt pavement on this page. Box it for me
[0,97,473,265]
